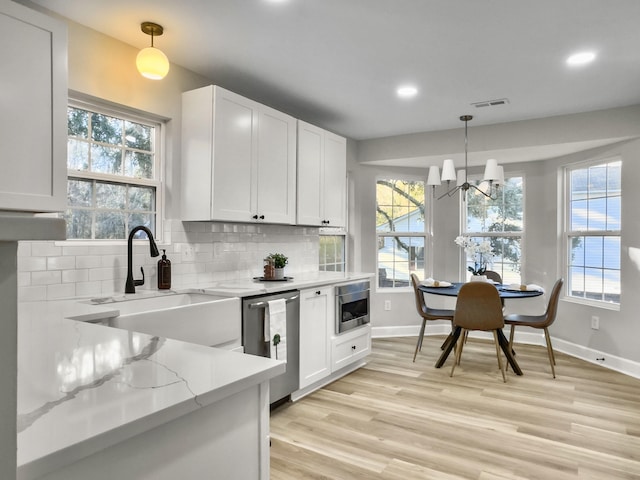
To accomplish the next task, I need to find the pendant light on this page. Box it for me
[136,22,170,80]
[427,115,503,201]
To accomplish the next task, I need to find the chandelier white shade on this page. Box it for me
[136,22,170,80]
[427,115,503,200]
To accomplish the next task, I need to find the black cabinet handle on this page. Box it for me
[252,215,258,220]
[259,215,265,220]
[352,345,357,351]
[315,290,321,295]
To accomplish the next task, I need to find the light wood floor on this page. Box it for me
[270,336,640,479]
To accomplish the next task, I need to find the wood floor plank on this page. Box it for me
[270,336,640,479]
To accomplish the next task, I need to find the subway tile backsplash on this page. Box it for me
[18,220,320,302]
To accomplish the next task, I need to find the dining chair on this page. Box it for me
[450,282,507,382]
[484,270,502,284]
[410,274,455,362]
[504,278,564,378]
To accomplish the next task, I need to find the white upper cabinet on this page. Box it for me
[0,2,67,213]
[296,120,346,228]
[181,85,296,224]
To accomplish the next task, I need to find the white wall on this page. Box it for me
[353,108,640,365]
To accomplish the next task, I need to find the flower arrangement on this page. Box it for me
[454,235,494,275]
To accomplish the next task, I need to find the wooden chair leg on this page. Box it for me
[543,327,556,378]
[456,332,466,365]
[493,330,507,383]
[450,329,465,377]
[413,319,427,362]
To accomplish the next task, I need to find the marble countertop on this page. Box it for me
[186,271,374,298]
[16,271,373,479]
[17,304,284,479]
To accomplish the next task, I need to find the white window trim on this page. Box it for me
[58,93,166,245]
[561,156,621,309]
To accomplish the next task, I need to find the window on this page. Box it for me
[463,176,524,283]
[319,231,345,272]
[376,179,427,288]
[565,159,621,304]
[65,100,162,240]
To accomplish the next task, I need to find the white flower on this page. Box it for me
[455,236,494,263]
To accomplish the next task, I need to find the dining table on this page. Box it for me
[418,281,544,375]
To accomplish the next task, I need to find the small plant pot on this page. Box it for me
[469,275,487,282]
[273,267,285,280]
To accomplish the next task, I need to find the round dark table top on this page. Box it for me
[419,282,544,298]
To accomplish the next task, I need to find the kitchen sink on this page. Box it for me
[81,291,229,315]
[74,291,242,350]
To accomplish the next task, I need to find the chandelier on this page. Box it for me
[427,115,504,200]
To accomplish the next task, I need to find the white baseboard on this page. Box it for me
[371,325,640,380]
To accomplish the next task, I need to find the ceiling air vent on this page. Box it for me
[471,98,510,108]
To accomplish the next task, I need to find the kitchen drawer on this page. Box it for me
[331,325,371,372]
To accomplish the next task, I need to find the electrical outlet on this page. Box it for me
[591,315,599,330]
[384,300,391,311]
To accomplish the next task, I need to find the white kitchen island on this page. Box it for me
[17,308,284,480]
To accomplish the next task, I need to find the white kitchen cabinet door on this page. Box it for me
[322,131,347,227]
[0,2,67,213]
[181,85,296,224]
[299,286,333,389]
[296,121,323,226]
[296,120,346,228]
[255,105,297,224]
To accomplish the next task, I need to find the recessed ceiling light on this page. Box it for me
[566,51,596,66]
[397,85,418,99]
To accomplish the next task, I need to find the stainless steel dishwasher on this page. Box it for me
[242,289,299,405]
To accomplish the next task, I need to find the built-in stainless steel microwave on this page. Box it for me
[335,280,370,334]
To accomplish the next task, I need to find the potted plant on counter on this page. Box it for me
[265,253,288,280]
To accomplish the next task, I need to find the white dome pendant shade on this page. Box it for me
[136,22,170,80]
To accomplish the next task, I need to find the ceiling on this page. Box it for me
[23,0,640,150]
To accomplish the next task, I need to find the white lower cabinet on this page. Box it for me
[331,325,371,372]
[295,284,372,400]
[298,286,333,389]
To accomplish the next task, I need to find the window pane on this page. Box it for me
[68,107,88,138]
[587,197,606,230]
[95,211,126,239]
[376,180,425,234]
[129,186,154,211]
[91,145,122,175]
[63,209,92,239]
[91,113,123,145]
[603,237,620,270]
[584,236,603,268]
[607,195,621,230]
[67,139,89,171]
[570,199,588,231]
[96,183,126,209]
[128,213,154,233]
[570,236,585,267]
[377,235,424,288]
[124,121,152,151]
[124,151,153,179]
[487,236,521,284]
[67,178,92,207]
